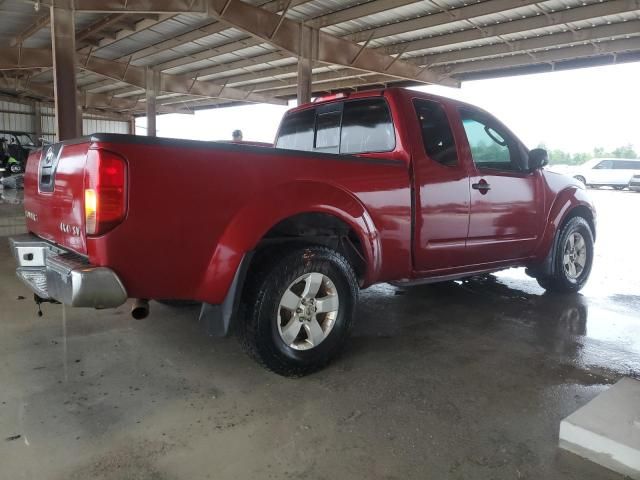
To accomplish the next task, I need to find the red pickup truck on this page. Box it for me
[10,88,595,376]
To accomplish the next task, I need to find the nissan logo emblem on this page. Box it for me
[44,147,54,166]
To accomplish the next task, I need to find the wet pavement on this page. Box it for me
[0,189,638,480]
[0,186,25,237]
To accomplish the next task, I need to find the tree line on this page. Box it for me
[537,144,639,166]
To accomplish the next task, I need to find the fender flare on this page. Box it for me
[533,186,596,276]
[196,180,381,305]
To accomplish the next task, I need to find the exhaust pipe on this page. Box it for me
[131,299,149,320]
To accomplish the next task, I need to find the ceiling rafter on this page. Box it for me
[431,36,640,76]
[0,76,188,114]
[0,47,286,104]
[412,20,640,66]
[138,0,623,92]
[378,0,640,55]
[48,0,456,86]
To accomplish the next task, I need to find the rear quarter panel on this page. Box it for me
[87,138,411,303]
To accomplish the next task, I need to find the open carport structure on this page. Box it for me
[1,0,639,140]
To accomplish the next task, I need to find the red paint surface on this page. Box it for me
[23,88,595,304]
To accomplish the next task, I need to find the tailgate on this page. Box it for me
[23,141,90,255]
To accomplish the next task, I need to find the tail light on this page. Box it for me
[84,149,127,236]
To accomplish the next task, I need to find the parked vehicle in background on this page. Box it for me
[629,174,640,192]
[572,157,640,189]
[0,131,39,177]
[9,88,597,376]
[0,131,38,160]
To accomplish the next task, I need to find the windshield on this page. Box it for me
[16,133,35,146]
[0,132,35,147]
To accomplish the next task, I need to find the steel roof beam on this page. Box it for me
[118,0,418,79]
[306,0,420,29]
[9,13,51,47]
[414,20,640,66]
[162,0,575,87]
[77,14,175,54]
[256,73,395,97]
[75,13,130,43]
[0,47,52,69]
[0,76,187,114]
[0,47,285,104]
[380,0,640,55]
[209,0,454,86]
[432,36,640,76]
[77,54,287,104]
[125,0,310,63]
[237,67,391,93]
[345,0,544,44]
[58,0,455,86]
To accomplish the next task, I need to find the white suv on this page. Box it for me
[572,158,640,189]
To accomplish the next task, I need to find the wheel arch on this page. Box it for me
[531,187,596,277]
[196,180,381,305]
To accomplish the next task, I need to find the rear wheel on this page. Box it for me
[536,217,594,293]
[239,246,358,377]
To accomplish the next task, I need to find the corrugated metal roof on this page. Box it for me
[1,0,638,116]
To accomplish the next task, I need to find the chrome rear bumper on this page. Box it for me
[9,234,127,308]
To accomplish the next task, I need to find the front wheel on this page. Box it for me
[536,217,594,293]
[239,246,358,376]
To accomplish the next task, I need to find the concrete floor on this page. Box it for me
[1,189,639,480]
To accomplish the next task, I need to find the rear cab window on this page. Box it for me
[413,99,458,167]
[275,97,395,155]
[275,108,315,151]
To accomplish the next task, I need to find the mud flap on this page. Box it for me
[198,252,254,337]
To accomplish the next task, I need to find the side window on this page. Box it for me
[413,99,458,166]
[275,108,315,151]
[315,104,342,153]
[340,98,395,154]
[460,109,521,171]
[593,160,613,170]
[619,160,640,169]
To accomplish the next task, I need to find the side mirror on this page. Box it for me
[528,148,548,170]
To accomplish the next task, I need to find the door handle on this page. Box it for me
[472,179,491,193]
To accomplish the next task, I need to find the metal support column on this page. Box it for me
[33,101,42,145]
[129,116,136,135]
[297,25,313,105]
[50,2,79,141]
[145,67,158,137]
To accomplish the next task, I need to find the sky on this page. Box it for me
[137,61,640,154]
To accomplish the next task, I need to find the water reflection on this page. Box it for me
[356,273,640,375]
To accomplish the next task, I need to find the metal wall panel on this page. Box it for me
[0,100,129,144]
[0,101,34,134]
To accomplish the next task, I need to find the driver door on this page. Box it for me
[460,108,543,265]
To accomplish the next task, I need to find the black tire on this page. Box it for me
[239,246,358,377]
[613,186,625,191]
[536,216,594,293]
